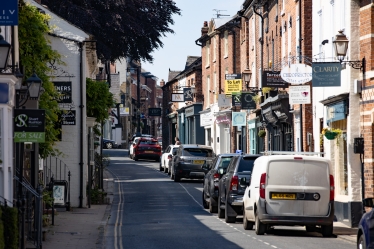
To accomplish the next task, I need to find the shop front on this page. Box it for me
[183,104,204,144]
[214,108,232,154]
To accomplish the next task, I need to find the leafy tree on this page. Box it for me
[86,78,114,125]
[19,2,62,158]
[40,0,181,62]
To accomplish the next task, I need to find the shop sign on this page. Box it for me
[54,82,72,103]
[185,106,194,117]
[312,62,341,87]
[232,112,246,126]
[225,74,242,94]
[171,93,184,102]
[14,109,45,142]
[148,108,161,116]
[60,110,76,125]
[183,88,193,101]
[289,85,311,105]
[281,64,313,84]
[262,71,287,88]
[0,83,9,104]
[232,93,241,107]
[241,92,257,109]
[215,115,231,124]
[0,0,18,26]
[200,112,212,126]
[218,94,231,108]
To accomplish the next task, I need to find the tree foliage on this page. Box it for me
[86,78,114,124]
[19,2,62,158]
[40,0,181,62]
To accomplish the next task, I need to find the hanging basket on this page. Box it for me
[324,131,338,140]
[258,130,266,138]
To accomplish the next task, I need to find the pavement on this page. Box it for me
[40,168,358,249]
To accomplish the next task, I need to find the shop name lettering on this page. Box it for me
[29,118,42,126]
[61,112,75,118]
[0,10,16,20]
[313,66,340,73]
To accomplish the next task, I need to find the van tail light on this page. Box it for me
[230,175,239,191]
[167,155,172,160]
[260,173,266,199]
[329,174,335,201]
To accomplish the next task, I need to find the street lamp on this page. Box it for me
[0,33,11,70]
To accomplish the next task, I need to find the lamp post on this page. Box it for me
[333,30,366,213]
[0,33,11,70]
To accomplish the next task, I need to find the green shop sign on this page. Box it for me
[14,109,45,143]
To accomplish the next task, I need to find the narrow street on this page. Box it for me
[103,150,355,249]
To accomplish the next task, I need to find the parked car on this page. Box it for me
[160,145,179,173]
[242,154,335,236]
[102,138,119,149]
[170,144,214,182]
[132,137,161,161]
[202,153,237,213]
[218,154,260,223]
[357,198,374,249]
[157,137,163,147]
[129,137,141,159]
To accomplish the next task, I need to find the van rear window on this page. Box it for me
[238,158,256,172]
[183,148,213,157]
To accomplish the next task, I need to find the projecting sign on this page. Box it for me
[241,92,257,109]
[14,109,45,142]
[232,112,246,126]
[218,94,231,108]
[312,62,341,87]
[171,93,184,102]
[232,93,241,107]
[225,74,242,94]
[148,108,161,116]
[183,88,193,101]
[262,71,287,88]
[289,85,311,105]
[54,82,72,103]
[0,0,18,26]
[60,110,76,125]
[281,64,313,84]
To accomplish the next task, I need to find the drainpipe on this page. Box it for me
[79,42,84,208]
[298,0,303,152]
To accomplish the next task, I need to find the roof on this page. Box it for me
[168,70,182,82]
[185,56,201,69]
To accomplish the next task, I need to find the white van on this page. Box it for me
[242,153,335,237]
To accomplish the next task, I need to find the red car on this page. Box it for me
[133,137,161,161]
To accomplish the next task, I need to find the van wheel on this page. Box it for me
[321,224,333,237]
[358,234,366,249]
[243,208,254,230]
[255,210,266,235]
[225,202,236,223]
[209,196,218,213]
[202,191,209,209]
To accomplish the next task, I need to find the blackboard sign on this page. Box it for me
[148,108,161,116]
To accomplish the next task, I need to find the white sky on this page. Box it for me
[142,0,243,84]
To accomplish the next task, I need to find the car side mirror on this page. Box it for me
[363,198,374,208]
[201,164,209,170]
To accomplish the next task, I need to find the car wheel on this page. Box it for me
[209,196,218,213]
[202,191,209,209]
[305,225,316,232]
[225,201,236,223]
[174,174,180,182]
[321,224,333,237]
[217,193,225,219]
[170,171,174,180]
[358,234,366,249]
[105,142,112,149]
[255,210,266,235]
[164,163,168,174]
[156,157,160,162]
[134,156,138,161]
[159,161,163,171]
[243,208,254,230]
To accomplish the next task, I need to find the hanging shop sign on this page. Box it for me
[185,106,194,117]
[59,110,76,125]
[281,64,313,84]
[14,109,45,142]
[262,71,288,88]
[0,83,9,104]
[54,82,72,103]
[183,88,193,101]
[232,112,246,126]
[289,85,311,105]
[312,62,341,87]
[241,92,257,109]
[171,93,184,102]
[218,94,232,108]
[148,108,161,116]
[0,0,18,26]
[232,92,241,107]
[200,112,212,126]
[225,74,242,94]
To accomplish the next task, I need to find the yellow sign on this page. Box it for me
[225,79,242,94]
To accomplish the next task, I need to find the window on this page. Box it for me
[214,71,217,102]
[206,41,211,66]
[224,31,228,57]
[238,158,256,173]
[219,157,234,170]
[213,36,217,61]
[183,148,213,157]
[207,75,210,105]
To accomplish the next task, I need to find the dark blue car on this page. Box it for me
[357,198,374,249]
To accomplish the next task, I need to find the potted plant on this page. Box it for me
[258,129,266,138]
[321,127,342,141]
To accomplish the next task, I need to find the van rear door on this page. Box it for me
[266,159,305,216]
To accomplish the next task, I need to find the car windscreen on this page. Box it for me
[172,147,179,153]
[237,158,256,173]
[139,140,158,145]
[219,157,233,170]
[183,148,213,157]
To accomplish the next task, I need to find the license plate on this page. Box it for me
[271,193,296,200]
[193,160,205,165]
[145,151,153,153]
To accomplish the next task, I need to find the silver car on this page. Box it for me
[171,144,215,182]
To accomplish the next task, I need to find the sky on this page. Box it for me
[142,0,243,84]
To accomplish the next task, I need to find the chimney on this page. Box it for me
[201,21,209,36]
[159,79,165,87]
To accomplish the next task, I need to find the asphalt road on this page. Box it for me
[103,149,355,249]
